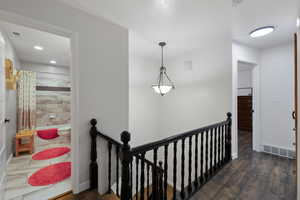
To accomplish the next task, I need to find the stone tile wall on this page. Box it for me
[22,61,71,127]
[36,91,70,127]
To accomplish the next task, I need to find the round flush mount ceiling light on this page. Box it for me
[50,60,57,64]
[250,26,275,38]
[34,45,44,50]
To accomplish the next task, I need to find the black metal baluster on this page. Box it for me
[131,161,133,200]
[136,157,139,200]
[173,141,177,200]
[221,125,225,164]
[108,142,112,193]
[205,130,209,181]
[164,145,169,200]
[188,136,192,191]
[181,138,185,198]
[218,125,221,168]
[195,134,199,186]
[147,163,150,200]
[210,129,213,176]
[140,153,146,200]
[116,145,120,196]
[200,132,204,184]
[214,127,217,172]
[153,148,158,200]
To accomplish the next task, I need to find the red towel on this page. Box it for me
[37,128,59,140]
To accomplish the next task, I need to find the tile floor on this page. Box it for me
[4,131,71,200]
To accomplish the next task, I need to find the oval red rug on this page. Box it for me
[28,162,71,186]
[32,147,71,160]
[37,128,59,140]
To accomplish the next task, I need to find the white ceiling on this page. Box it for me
[59,0,298,53]
[60,0,231,59]
[233,0,298,49]
[0,21,71,66]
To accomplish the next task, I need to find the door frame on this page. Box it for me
[0,31,7,200]
[0,10,81,193]
[232,58,261,158]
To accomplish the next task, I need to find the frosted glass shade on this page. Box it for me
[250,26,274,38]
[152,85,173,95]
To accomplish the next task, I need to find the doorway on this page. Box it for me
[237,61,255,155]
[0,20,73,200]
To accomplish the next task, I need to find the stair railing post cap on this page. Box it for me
[90,118,97,126]
[227,112,232,119]
[121,131,131,143]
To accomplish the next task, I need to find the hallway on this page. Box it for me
[190,130,296,200]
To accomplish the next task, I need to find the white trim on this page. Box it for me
[251,65,261,152]
[6,154,12,166]
[70,32,80,194]
[232,152,238,160]
[232,57,260,158]
[0,9,80,194]
[78,181,90,193]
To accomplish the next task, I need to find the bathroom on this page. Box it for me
[0,20,72,200]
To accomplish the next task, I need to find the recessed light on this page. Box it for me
[250,26,275,38]
[34,45,44,50]
[297,18,300,27]
[50,60,57,64]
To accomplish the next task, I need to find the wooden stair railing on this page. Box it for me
[89,120,164,199]
[89,112,232,200]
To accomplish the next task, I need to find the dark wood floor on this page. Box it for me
[190,130,297,200]
[57,131,296,200]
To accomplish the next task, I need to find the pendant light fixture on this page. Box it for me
[152,42,175,96]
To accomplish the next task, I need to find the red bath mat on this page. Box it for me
[28,162,71,186]
[37,128,59,140]
[32,147,71,160]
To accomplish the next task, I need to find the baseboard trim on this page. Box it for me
[6,154,12,166]
[232,153,238,159]
[79,181,90,193]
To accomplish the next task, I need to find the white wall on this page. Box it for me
[238,70,252,88]
[21,61,70,87]
[233,42,295,154]
[159,41,232,137]
[260,43,294,150]
[128,32,162,146]
[238,69,252,96]
[0,0,129,194]
[157,36,232,188]
[297,8,300,199]
[232,42,261,154]
[0,30,21,161]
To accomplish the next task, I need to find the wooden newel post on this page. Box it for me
[90,119,98,190]
[121,131,132,200]
[225,112,232,162]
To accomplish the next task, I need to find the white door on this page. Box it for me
[0,32,6,200]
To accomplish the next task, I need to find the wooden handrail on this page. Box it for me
[131,120,229,154]
[97,131,122,147]
[90,112,232,200]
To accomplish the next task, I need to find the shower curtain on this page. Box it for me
[17,70,36,131]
